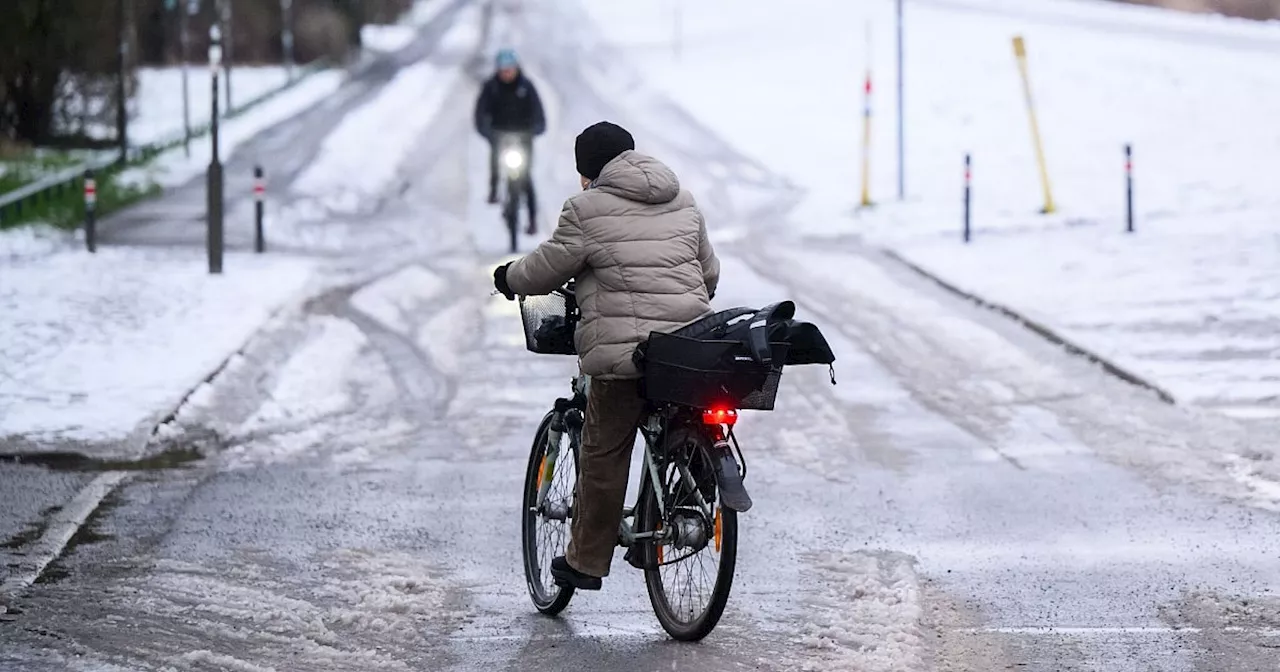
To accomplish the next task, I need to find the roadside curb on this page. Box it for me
[0,471,130,611]
[882,248,1178,405]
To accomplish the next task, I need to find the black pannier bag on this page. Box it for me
[633,300,837,410]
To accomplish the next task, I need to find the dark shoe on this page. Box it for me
[525,219,537,236]
[551,556,602,590]
[715,453,753,512]
[487,189,499,204]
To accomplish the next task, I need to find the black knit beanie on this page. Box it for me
[575,121,635,181]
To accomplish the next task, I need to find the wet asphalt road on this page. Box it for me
[4,0,1280,670]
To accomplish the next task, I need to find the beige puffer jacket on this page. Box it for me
[506,150,720,379]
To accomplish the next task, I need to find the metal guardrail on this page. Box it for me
[0,156,116,213]
[0,61,327,227]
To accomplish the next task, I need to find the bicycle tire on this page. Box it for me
[637,428,738,641]
[521,411,577,615]
[505,177,520,253]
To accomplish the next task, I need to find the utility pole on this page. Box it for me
[116,0,129,164]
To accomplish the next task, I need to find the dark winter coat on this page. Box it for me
[474,71,547,139]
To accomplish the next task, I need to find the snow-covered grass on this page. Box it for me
[581,0,1280,417]
[129,66,294,147]
[120,70,345,190]
[362,24,417,54]
[0,246,314,449]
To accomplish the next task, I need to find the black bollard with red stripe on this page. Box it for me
[253,165,265,253]
[963,154,972,244]
[84,169,97,253]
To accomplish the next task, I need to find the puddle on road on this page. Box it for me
[0,446,204,473]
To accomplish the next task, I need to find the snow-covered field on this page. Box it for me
[0,242,314,449]
[129,66,297,147]
[120,70,345,190]
[581,0,1280,417]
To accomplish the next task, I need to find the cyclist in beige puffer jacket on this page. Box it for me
[493,121,720,588]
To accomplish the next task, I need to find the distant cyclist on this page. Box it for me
[474,48,547,235]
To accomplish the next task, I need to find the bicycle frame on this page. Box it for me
[533,375,718,552]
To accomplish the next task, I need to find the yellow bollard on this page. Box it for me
[1012,36,1056,214]
[860,69,874,208]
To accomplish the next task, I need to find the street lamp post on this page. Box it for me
[180,0,195,157]
[207,24,224,275]
[116,0,129,164]
[282,0,295,82]
[220,0,233,111]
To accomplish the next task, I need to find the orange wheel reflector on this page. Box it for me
[536,455,546,489]
[714,507,722,552]
[657,522,664,564]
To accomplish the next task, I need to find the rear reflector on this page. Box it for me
[702,408,738,426]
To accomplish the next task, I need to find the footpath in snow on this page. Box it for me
[0,230,313,455]
[581,0,1280,418]
[0,1,479,458]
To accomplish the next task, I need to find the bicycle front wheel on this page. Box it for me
[504,178,520,253]
[521,411,578,615]
[638,427,738,641]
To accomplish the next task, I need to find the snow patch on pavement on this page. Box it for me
[293,61,460,210]
[134,551,456,669]
[241,316,368,432]
[418,299,478,378]
[797,550,926,672]
[174,650,277,672]
[350,265,448,336]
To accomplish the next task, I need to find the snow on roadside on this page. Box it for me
[0,225,74,260]
[797,550,926,672]
[119,70,345,190]
[581,0,1280,417]
[0,248,314,450]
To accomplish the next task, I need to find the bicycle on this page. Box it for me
[517,283,797,641]
[495,132,532,253]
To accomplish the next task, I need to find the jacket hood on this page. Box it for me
[593,151,680,205]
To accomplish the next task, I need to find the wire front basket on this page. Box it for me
[519,292,578,356]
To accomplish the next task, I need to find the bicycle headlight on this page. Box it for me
[503,149,525,171]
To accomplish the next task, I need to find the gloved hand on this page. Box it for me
[494,262,515,300]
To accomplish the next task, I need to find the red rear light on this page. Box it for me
[702,408,738,426]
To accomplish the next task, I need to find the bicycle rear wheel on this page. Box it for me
[638,426,738,641]
[521,411,578,614]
